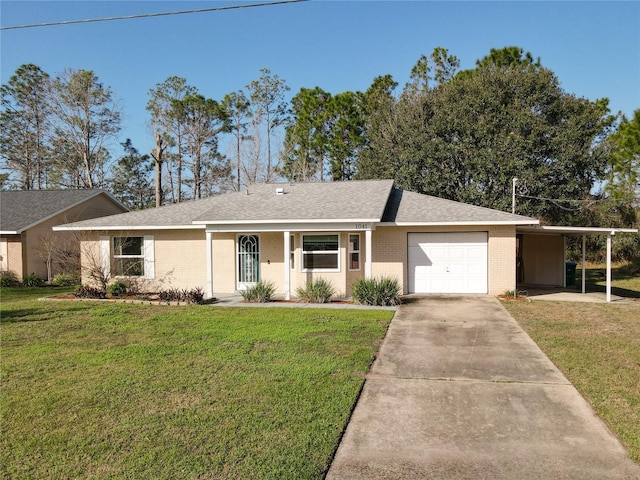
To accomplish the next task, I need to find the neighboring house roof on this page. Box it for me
[54,180,538,231]
[0,189,128,234]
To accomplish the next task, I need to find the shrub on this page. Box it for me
[107,281,128,297]
[241,281,276,303]
[158,288,185,303]
[22,273,44,287]
[158,287,206,304]
[75,285,106,299]
[186,287,205,305]
[51,273,81,286]
[351,276,402,306]
[296,278,335,303]
[0,271,19,287]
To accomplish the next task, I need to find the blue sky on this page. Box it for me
[2,0,639,158]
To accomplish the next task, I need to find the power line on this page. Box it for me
[516,193,600,212]
[0,0,310,31]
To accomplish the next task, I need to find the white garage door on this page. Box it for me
[408,232,488,294]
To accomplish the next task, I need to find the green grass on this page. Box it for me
[576,262,640,299]
[503,299,640,463]
[0,287,393,479]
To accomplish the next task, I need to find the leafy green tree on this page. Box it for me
[326,91,365,181]
[111,139,154,210]
[246,68,290,181]
[281,87,331,181]
[356,74,401,183]
[49,69,121,188]
[607,109,640,208]
[0,64,52,189]
[147,76,196,202]
[173,94,230,199]
[357,48,614,224]
[222,90,252,190]
[476,46,540,69]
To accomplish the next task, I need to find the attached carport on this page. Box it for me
[517,226,638,302]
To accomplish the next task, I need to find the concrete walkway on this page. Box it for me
[327,296,640,479]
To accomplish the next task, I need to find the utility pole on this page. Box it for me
[512,177,518,214]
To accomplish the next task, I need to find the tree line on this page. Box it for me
[1,47,638,243]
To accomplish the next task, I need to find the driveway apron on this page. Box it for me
[326,296,640,479]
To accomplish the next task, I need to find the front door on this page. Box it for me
[237,234,260,290]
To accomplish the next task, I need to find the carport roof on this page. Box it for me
[517,225,638,235]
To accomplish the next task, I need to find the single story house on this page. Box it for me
[53,180,533,297]
[54,180,637,301]
[0,189,128,281]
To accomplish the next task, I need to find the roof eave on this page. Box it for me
[53,224,205,232]
[517,225,639,235]
[379,219,540,227]
[192,218,381,225]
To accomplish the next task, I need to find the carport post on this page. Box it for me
[606,232,613,303]
[581,235,586,294]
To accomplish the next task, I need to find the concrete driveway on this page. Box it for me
[326,296,640,479]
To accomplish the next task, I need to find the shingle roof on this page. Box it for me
[381,188,537,224]
[54,180,538,230]
[0,189,125,233]
[193,180,395,223]
[56,194,222,229]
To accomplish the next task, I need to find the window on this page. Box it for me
[348,234,360,270]
[302,234,339,271]
[113,237,144,276]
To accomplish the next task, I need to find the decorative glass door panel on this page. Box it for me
[237,235,260,289]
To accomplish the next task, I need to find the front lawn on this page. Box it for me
[503,300,640,463]
[0,287,393,479]
[577,262,640,299]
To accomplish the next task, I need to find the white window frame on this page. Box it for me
[301,233,340,273]
[111,235,154,279]
[348,233,361,271]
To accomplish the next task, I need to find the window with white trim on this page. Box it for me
[348,234,361,271]
[113,236,145,276]
[302,234,339,271]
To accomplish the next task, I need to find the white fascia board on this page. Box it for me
[378,220,540,227]
[518,225,638,235]
[53,224,205,232]
[0,230,19,235]
[193,218,380,225]
[206,221,378,233]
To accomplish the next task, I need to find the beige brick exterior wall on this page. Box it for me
[521,233,564,286]
[79,225,517,297]
[81,229,207,291]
